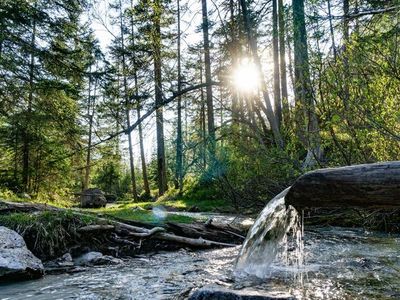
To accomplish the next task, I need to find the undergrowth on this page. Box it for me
[0,211,97,259]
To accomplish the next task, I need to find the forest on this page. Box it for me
[0,0,399,298]
[1,0,398,207]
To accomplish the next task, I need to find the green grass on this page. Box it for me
[92,204,197,224]
[0,210,97,259]
[0,188,76,208]
[156,197,228,212]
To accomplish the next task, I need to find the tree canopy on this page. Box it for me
[0,0,399,207]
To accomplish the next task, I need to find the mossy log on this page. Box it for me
[286,161,400,208]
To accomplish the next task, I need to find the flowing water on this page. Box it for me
[235,188,304,278]
[0,228,399,299]
[1,206,400,299]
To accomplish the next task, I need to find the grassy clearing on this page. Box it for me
[0,188,77,208]
[93,204,198,224]
[156,197,228,212]
[0,183,232,227]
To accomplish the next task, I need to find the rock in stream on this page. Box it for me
[0,226,44,281]
[189,285,295,300]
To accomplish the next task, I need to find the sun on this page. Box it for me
[232,58,261,94]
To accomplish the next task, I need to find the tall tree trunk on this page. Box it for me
[272,0,282,127]
[239,0,284,148]
[199,54,207,169]
[342,0,350,109]
[120,1,138,201]
[292,0,322,167]
[286,29,295,98]
[130,0,150,197]
[278,0,289,124]
[13,130,18,185]
[84,73,94,190]
[154,0,168,195]
[229,0,239,125]
[136,105,150,196]
[201,0,216,157]
[22,14,37,192]
[175,0,183,192]
[327,0,337,60]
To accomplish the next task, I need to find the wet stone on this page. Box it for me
[189,285,296,300]
[74,251,122,266]
[0,226,44,281]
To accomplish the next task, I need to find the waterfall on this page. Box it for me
[235,188,304,278]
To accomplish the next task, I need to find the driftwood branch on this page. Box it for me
[126,226,165,238]
[78,224,115,232]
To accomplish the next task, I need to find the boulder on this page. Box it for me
[0,226,44,281]
[189,286,295,300]
[74,251,122,266]
[105,194,118,203]
[44,253,82,275]
[80,188,107,208]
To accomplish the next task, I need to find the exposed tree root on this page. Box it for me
[0,200,242,259]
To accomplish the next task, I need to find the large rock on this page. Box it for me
[80,188,107,208]
[0,226,44,281]
[189,286,295,300]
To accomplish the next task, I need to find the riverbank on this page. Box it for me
[0,200,246,265]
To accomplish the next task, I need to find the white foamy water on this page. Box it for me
[235,188,304,278]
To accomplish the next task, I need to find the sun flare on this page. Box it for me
[232,58,261,93]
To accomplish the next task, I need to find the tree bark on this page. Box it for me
[22,13,36,192]
[84,72,95,191]
[154,0,168,195]
[342,0,350,110]
[130,0,150,197]
[272,0,282,127]
[120,0,138,201]
[286,161,400,208]
[229,0,240,125]
[175,0,184,192]
[201,0,216,156]
[278,0,289,125]
[327,0,337,60]
[199,54,207,169]
[136,106,150,196]
[292,0,321,167]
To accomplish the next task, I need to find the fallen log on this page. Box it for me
[166,221,245,244]
[285,161,400,209]
[109,219,237,248]
[77,225,115,233]
[0,201,60,214]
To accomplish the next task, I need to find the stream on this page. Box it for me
[0,225,399,299]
